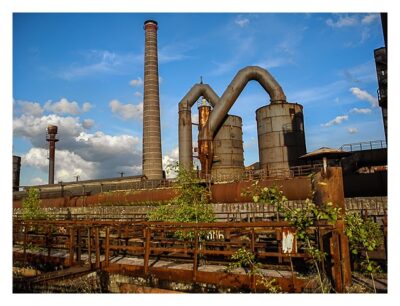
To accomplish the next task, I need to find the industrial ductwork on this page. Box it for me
[178,84,220,170]
[178,65,306,177]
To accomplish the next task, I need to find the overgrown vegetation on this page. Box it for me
[344,213,384,292]
[226,247,281,293]
[243,182,341,293]
[22,188,48,220]
[148,163,215,238]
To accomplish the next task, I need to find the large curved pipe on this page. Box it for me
[178,84,220,169]
[206,66,286,138]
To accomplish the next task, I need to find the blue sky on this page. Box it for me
[13,13,386,186]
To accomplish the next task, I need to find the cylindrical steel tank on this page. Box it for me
[256,103,306,171]
[13,155,21,191]
[211,115,244,179]
[142,19,163,180]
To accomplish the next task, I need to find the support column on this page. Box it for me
[313,166,352,291]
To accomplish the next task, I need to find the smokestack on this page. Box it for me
[46,125,58,184]
[142,20,163,180]
[13,155,21,191]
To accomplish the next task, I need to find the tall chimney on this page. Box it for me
[46,125,58,184]
[142,20,163,179]
[13,155,21,191]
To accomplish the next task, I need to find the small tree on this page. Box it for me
[148,163,215,238]
[345,213,384,292]
[243,182,340,293]
[22,188,47,220]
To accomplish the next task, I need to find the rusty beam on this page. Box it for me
[95,227,100,269]
[144,227,151,275]
[193,231,199,282]
[105,227,110,268]
[68,228,74,266]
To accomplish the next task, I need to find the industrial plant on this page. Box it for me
[12,16,388,294]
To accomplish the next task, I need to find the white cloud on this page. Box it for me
[44,98,92,115]
[256,57,292,70]
[361,14,379,25]
[57,50,142,80]
[129,77,143,87]
[14,109,143,182]
[162,146,179,178]
[347,127,359,134]
[13,113,84,146]
[350,107,372,114]
[326,15,358,28]
[15,100,44,117]
[82,102,92,112]
[23,147,96,182]
[31,177,46,185]
[235,15,250,27]
[82,119,95,129]
[321,115,348,127]
[350,87,378,107]
[134,91,143,97]
[109,99,143,121]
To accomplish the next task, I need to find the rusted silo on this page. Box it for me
[46,125,59,185]
[13,155,21,191]
[142,19,163,180]
[256,103,306,171]
[211,115,244,179]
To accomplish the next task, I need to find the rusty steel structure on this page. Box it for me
[178,66,306,178]
[46,125,59,185]
[142,20,163,180]
[256,103,306,171]
[211,115,244,178]
[13,155,21,192]
[13,219,352,292]
[179,84,220,170]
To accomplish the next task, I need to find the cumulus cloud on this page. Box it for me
[361,14,379,25]
[30,177,46,185]
[109,99,143,121]
[14,106,143,183]
[347,127,359,134]
[235,15,250,27]
[350,107,372,114]
[162,146,179,178]
[82,119,95,129]
[14,100,44,117]
[23,147,96,182]
[129,77,143,87]
[350,87,378,107]
[44,98,92,115]
[326,15,358,28]
[321,115,348,127]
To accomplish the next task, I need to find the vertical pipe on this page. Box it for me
[193,230,199,282]
[76,228,81,264]
[142,20,163,179]
[87,227,92,267]
[144,227,151,275]
[95,227,100,269]
[69,227,75,266]
[105,227,110,268]
[46,125,59,185]
[179,103,193,170]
